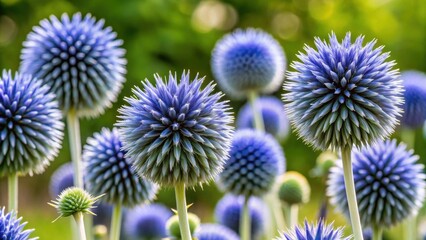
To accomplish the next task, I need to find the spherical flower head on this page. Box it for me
[277,171,311,205]
[195,224,239,240]
[0,207,37,240]
[215,194,268,239]
[123,203,172,239]
[49,162,74,198]
[283,32,403,151]
[117,71,234,187]
[278,220,349,240]
[20,12,126,117]
[83,128,158,207]
[400,70,426,128]
[0,70,64,176]
[237,96,290,140]
[166,213,200,239]
[211,28,286,98]
[218,129,285,196]
[327,139,426,228]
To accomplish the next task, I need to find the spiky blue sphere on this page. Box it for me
[327,139,426,228]
[49,162,74,198]
[195,224,239,240]
[218,129,285,196]
[20,13,126,117]
[83,128,158,207]
[117,72,234,187]
[215,194,267,239]
[283,32,403,151]
[278,221,349,240]
[123,204,172,240]
[0,207,36,240]
[211,28,286,98]
[400,70,426,128]
[237,96,290,140]
[0,70,63,176]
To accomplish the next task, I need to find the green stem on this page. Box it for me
[74,212,87,240]
[109,204,122,240]
[341,147,364,240]
[289,204,299,227]
[67,109,83,189]
[265,194,286,237]
[247,91,265,132]
[240,196,251,240]
[175,183,192,240]
[372,226,383,240]
[8,173,18,211]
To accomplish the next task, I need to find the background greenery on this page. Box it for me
[0,0,425,239]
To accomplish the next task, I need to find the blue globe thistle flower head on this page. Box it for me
[83,128,158,207]
[195,224,239,240]
[278,220,349,240]
[123,203,172,240]
[49,162,74,199]
[215,194,268,239]
[117,71,234,187]
[237,96,290,140]
[0,70,64,176]
[211,28,286,98]
[283,32,403,151]
[20,12,126,117]
[327,139,426,228]
[218,129,285,197]
[0,207,37,240]
[400,70,426,128]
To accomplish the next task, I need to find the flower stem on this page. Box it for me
[109,203,122,240]
[74,212,87,240]
[265,193,286,237]
[240,196,251,240]
[247,91,265,132]
[67,109,83,189]
[372,226,383,240]
[289,204,299,227]
[175,183,192,240]
[8,173,18,211]
[341,147,364,240]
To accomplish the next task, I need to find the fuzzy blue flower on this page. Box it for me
[237,96,289,140]
[0,207,36,240]
[400,70,426,128]
[49,162,74,198]
[0,70,63,176]
[20,13,126,117]
[83,128,157,207]
[218,129,285,196]
[327,139,426,227]
[278,220,349,240]
[283,32,403,151]
[215,194,267,239]
[123,203,172,240]
[211,28,286,98]
[195,224,240,240]
[117,71,234,187]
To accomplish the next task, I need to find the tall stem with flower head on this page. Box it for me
[247,91,265,132]
[67,109,83,189]
[110,203,122,240]
[8,173,18,211]
[175,183,192,240]
[240,196,251,240]
[74,212,87,240]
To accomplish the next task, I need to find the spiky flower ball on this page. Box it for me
[277,171,311,205]
[218,129,285,196]
[215,194,267,239]
[327,139,426,227]
[20,13,126,117]
[0,207,36,240]
[278,221,349,240]
[83,128,158,207]
[166,213,200,239]
[0,70,63,176]
[49,162,74,198]
[211,28,286,98]
[237,96,290,139]
[400,70,426,128]
[123,203,172,239]
[283,32,403,151]
[117,72,233,187]
[195,224,240,240]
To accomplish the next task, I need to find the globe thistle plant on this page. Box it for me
[0,207,37,240]
[123,203,172,240]
[195,224,240,240]
[278,220,349,240]
[400,70,426,129]
[49,162,74,199]
[117,71,233,240]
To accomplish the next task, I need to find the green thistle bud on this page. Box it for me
[313,151,338,177]
[166,213,200,238]
[277,171,311,205]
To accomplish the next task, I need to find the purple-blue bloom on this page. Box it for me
[400,70,426,128]
[278,220,349,240]
[327,139,426,227]
[20,13,126,117]
[0,207,36,240]
[195,224,239,240]
[49,162,74,198]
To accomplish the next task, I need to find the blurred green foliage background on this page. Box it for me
[0,0,425,239]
